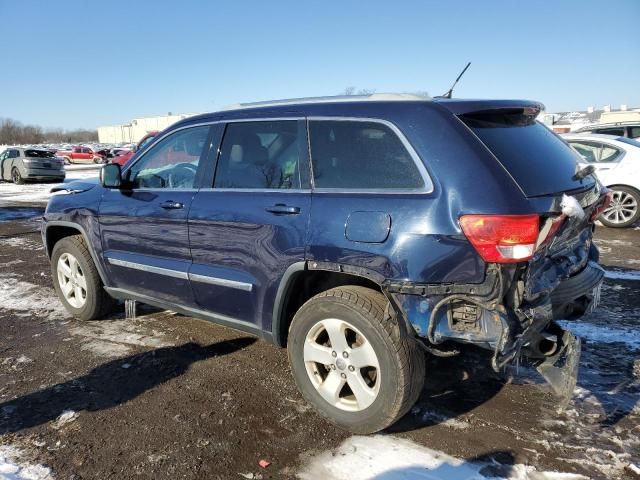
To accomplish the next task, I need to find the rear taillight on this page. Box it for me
[459,214,540,263]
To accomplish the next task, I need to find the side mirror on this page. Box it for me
[100,163,123,188]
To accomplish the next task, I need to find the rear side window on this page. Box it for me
[25,149,54,158]
[568,141,622,163]
[595,128,625,136]
[630,127,640,139]
[214,121,304,190]
[461,109,595,197]
[308,120,425,190]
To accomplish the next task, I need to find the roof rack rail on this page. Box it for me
[221,93,431,111]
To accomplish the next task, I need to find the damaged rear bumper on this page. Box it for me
[385,237,603,402]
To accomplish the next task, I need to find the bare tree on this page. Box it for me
[0,117,98,144]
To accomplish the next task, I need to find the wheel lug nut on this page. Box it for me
[340,373,346,379]
[348,365,355,372]
[331,351,337,357]
[331,364,336,370]
[342,351,349,358]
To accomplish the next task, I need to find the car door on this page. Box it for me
[188,119,311,332]
[99,124,214,305]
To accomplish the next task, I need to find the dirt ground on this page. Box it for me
[0,200,638,479]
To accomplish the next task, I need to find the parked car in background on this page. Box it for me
[43,94,609,433]
[55,146,106,164]
[111,131,159,166]
[108,147,131,160]
[574,122,640,139]
[563,133,640,227]
[0,147,65,184]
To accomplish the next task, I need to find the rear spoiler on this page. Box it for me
[434,99,545,116]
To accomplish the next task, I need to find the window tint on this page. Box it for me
[214,121,303,189]
[127,126,209,189]
[308,120,424,190]
[629,127,640,139]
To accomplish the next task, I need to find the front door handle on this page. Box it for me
[265,204,300,215]
[160,200,184,209]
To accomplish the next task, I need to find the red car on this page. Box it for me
[55,146,106,165]
[111,131,159,166]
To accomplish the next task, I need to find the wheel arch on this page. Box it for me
[272,261,409,347]
[44,221,108,285]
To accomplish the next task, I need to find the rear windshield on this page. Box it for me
[461,109,596,197]
[25,149,54,158]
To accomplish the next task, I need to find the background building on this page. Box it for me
[98,113,199,144]
[538,104,640,133]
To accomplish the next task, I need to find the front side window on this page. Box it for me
[629,127,640,139]
[127,126,209,189]
[214,121,303,189]
[308,120,424,190]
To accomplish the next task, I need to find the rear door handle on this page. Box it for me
[160,200,184,209]
[265,204,300,215]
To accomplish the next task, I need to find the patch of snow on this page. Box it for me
[298,435,587,480]
[70,317,173,358]
[0,275,67,319]
[0,237,43,250]
[53,410,78,429]
[0,445,53,480]
[0,168,98,206]
[604,269,640,281]
[557,321,640,350]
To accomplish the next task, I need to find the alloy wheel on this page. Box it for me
[57,252,88,308]
[602,190,638,225]
[303,318,380,412]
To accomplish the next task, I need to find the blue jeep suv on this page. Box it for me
[43,94,609,433]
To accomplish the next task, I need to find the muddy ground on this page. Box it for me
[0,199,638,479]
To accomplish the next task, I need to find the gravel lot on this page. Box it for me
[0,171,638,479]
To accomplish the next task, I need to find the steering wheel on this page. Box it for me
[168,163,197,188]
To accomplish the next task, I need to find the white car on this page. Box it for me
[562,133,640,227]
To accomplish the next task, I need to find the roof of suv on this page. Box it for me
[179,95,544,126]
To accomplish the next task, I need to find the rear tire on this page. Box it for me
[51,235,116,320]
[288,286,425,433]
[599,186,640,228]
[11,168,24,185]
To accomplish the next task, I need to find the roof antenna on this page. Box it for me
[440,62,471,99]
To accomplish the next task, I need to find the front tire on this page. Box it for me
[288,286,425,433]
[51,235,115,320]
[600,186,640,228]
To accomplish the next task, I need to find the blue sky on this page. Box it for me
[0,0,638,130]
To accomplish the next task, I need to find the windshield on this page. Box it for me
[461,109,596,197]
[25,149,54,158]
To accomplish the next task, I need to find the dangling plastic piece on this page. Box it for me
[125,299,137,320]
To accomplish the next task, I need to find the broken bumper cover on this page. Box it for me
[535,328,581,403]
